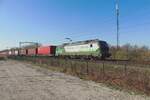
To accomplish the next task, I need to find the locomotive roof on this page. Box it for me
[62,39,104,46]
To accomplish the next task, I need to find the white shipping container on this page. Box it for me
[8,51,12,55]
[15,50,19,55]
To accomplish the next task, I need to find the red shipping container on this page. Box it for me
[27,48,37,55]
[37,46,56,56]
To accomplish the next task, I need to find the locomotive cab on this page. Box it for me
[99,41,111,59]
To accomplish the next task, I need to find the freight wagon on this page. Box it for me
[7,46,56,56]
[0,50,8,56]
[56,39,110,59]
[19,49,28,56]
[27,48,37,56]
[37,46,56,56]
[9,49,19,56]
[0,50,8,58]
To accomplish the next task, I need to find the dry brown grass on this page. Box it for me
[11,56,150,95]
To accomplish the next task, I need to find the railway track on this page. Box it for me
[9,55,150,66]
[58,57,150,66]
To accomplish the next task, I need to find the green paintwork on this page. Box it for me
[56,46,102,57]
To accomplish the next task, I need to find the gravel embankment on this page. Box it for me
[0,60,149,100]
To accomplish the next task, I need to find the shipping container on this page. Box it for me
[19,49,28,55]
[8,51,12,55]
[8,49,19,56]
[0,50,8,56]
[37,46,56,56]
[11,50,15,55]
[14,50,19,55]
[27,48,37,55]
[0,50,8,58]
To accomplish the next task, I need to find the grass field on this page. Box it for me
[10,56,150,95]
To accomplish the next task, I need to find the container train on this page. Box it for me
[0,39,111,59]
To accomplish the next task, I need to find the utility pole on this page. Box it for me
[116,0,120,49]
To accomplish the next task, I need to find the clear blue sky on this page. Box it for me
[0,0,150,50]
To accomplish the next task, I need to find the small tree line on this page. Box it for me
[110,44,150,61]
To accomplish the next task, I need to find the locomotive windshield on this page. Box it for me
[99,41,109,49]
[99,41,110,58]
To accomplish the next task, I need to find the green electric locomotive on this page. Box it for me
[56,39,110,59]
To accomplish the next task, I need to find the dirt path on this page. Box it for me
[0,60,149,100]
